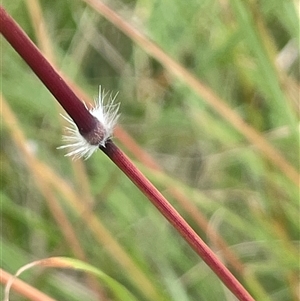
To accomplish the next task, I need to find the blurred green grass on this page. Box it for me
[1,0,299,300]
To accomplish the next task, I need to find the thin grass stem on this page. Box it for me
[1,5,255,301]
[100,140,255,301]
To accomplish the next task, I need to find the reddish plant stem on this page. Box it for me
[101,140,255,301]
[0,6,97,136]
[1,6,254,301]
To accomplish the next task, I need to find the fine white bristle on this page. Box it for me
[58,87,120,160]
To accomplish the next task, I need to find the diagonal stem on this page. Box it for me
[1,5,254,301]
[101,140,255,301]
[0,6,97,137]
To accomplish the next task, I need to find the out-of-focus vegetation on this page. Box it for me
[1,0,299,300]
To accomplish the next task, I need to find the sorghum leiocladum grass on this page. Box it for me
[0,6,255,301]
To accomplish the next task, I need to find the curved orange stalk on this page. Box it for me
[0,269,57,301]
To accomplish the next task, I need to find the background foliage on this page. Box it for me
[1,0,299,300]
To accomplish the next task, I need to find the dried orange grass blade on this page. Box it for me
[0,268,57,301]
[3,258,70,301]
[3,257,138,301]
